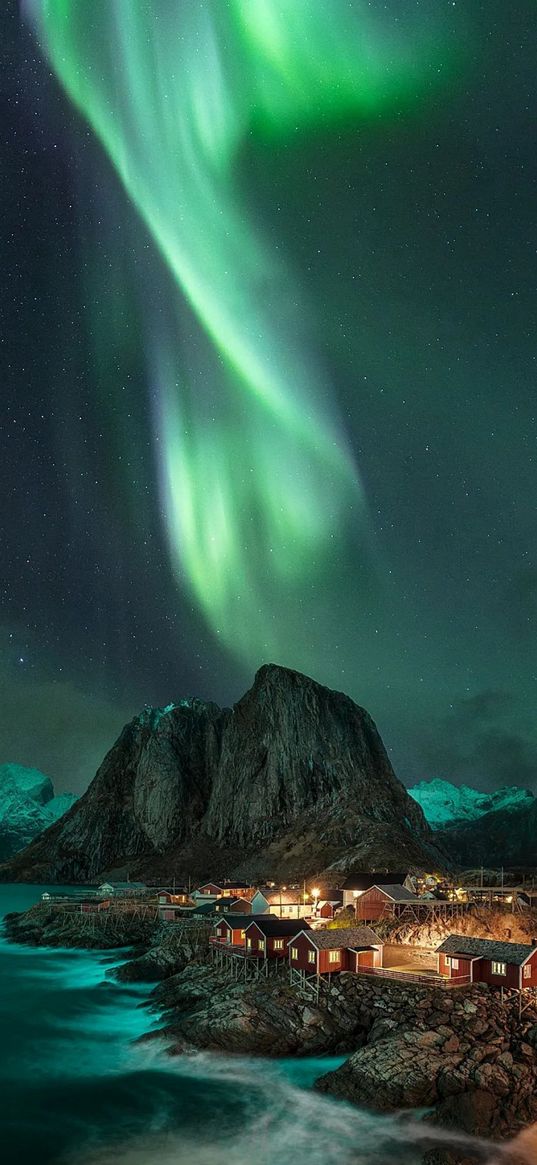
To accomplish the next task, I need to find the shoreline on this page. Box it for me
[5,901,537,1162]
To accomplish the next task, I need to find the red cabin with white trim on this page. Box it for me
[212,914,254,948]
[356,884,418,922]
[289,927,383,975]
[198,881,255,900]
[436,935,537,988]
[244,917,311,959]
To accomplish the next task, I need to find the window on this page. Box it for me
[328,950,340,964]
[247,938,252,949]
[240,930,245,940]
[492,961,506,976]
[258,939,265,952]
[273,939,284,950]
[451,958,459,970]
[290,946,298,960]
[524,965,531,980]
[308,950,316,964]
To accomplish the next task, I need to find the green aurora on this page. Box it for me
[27,0,462,670]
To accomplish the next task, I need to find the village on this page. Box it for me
[40,868,537,1009]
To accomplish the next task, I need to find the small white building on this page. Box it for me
[251,889,312,919]
[98,881,147,897]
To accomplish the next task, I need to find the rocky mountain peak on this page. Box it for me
[0,666,445,883]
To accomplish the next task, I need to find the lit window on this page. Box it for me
[240,930,245,939]
[524,964,531,979]
[328,950,340,964]
[273,939,284,950]
[247,938,252,949]
[308,950,316,964]
[492,961,506,976]
[258,939,265,952]
[290,946,298,960]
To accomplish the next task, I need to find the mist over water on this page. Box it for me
[0,887,532,1165]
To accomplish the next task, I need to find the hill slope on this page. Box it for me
[0,665,446,882]
[439,797,537,868]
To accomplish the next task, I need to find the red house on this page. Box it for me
[314,900,342,920]
[289,926,383,975]
[356,884,418,922]
[244,917,311,960]
[436,935,537,988]
[198,881,255,900]
[158,890,191,906]
[212,913,259,948]
[212,896,252,914]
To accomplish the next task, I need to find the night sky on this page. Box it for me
[1,1,536,796]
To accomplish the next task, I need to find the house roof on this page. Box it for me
[217,913,276,929]
[303,926,383,950]
[246,917,312,937]
[316,888,343,903]
[370,884,418,902]
[254,890,305,906]
[436,934,537,966]
[192,901,218,915]
[212,896,251,910]
[340,872,410,891]
[215,914,257,928]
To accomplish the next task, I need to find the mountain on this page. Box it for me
[0,764,77,862]
[438,797,537,868]
[408,778,534,831]
[0,664,446,883]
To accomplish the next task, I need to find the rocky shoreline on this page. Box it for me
[5,905,537,1161]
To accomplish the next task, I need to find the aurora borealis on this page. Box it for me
[24,0,459,665]
[2,1,537,793]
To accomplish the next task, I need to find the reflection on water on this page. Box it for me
[0,886,535,1165]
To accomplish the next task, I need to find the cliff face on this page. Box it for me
[205,666,426,845]
[0,664,444,882]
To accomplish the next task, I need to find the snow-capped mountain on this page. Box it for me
[0,764,77,861]
[408,777,534,831]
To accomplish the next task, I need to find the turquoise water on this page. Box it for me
[0,886,513,1164]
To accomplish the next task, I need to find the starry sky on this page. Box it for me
[1,1,536,796]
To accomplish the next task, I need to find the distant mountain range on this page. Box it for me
[0,764,77,861]
[0,665,446,883]
[408,777,534,831]
[409,777,537,869]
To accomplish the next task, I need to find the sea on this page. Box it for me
[0,885,531,1165]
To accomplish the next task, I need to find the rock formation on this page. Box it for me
[0,763,77,861]
[316,979,537,1144]
[0,664,445,882]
